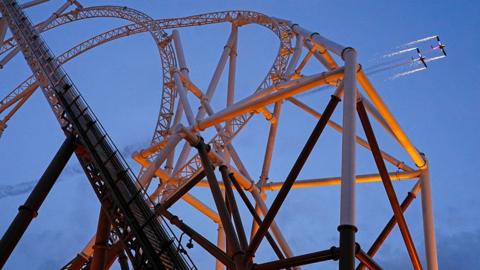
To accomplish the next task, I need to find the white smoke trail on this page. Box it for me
[425,55,446,63]
[294,35,446,97]
[383,47,417,58]
[366,57,410,71]
[298,58,417,97]
[295,84,332,98]
[405,35,437,46]
[366,59,414,75]
[390,67,427,80]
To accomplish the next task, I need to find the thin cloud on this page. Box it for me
[0,140,146,200]
[0,180,37,199]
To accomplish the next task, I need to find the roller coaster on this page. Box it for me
[0,1,440,269]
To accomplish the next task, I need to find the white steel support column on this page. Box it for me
[197,30,236,121]
[174,72,196,126]
[172,30,189,77]
[339,48,357,227]
[165,101,184,173]
[171,29,190,126]
[225,25,237,162]
[339,47,357,270]
[253,101,282,242]
[285,34,303,77]
[167,29,196,175]
[167,30,191,173]
[168,28,238,181]
[252,104,282,241]
[420,161,438,270]
[226,25,237,107]
[260,102,282,185]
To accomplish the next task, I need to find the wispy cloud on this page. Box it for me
[0,140,148,200]
[0,165,82,200]
[0,180,37,199]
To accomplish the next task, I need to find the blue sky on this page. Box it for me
[1,0,479,269]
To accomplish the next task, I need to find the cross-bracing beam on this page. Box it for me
[0,136,75,268]
[246,90,342,260]
[195,139,244,267]
[357,71,426,169]
[357,100,422,269]
[357,181,420,270]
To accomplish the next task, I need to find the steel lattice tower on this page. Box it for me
[0,1,439,270]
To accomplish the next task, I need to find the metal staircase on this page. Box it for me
[0,0,195,269]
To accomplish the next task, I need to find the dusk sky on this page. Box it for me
[1,0,479,269]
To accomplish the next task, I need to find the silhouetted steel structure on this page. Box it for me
[0,1,439,270]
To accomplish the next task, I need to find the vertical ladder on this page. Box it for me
[0,1,195,269]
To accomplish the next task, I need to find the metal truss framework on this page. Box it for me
[0,1,439,270]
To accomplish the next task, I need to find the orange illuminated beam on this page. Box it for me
[263,170,420,191]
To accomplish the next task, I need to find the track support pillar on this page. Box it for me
[338,47,357,270]
[90,207,111,270]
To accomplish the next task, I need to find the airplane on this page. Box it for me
[431,36,447,56]
[414,48,428,68]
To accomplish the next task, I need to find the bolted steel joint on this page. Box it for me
[341,46,357,61]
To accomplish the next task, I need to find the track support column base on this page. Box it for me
[338,224,357,270]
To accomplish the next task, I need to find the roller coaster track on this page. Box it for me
[0,1,440,269]
[0,1,193,269]
[0,4,295,269]
[0,6,295,192]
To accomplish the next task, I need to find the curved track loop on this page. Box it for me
[1,7,295,190]
[2,5,179,144]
